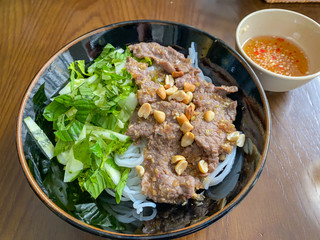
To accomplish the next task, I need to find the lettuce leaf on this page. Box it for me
[54,120,84,141]
[54,139,73,156]
[90,136,104,158]
[83,167,116,199]
[73,138,91,167]
[42,43,137,202]
[43,100,70,121]
[115,168,130,204]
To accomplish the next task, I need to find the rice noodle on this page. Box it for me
[203,147,237,189]
[114,141,146,168]
[102,201,157,224]
[188,42,212,83]
[106,141,157,222]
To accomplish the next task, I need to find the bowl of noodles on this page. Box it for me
[16,20,271,239]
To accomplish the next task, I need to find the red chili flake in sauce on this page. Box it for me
[242,35,309,76]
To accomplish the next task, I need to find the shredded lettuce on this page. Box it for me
[43,43,138,201]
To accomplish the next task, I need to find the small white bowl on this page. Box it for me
[236,9,320,92]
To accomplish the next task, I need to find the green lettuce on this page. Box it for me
[42,43,138,202]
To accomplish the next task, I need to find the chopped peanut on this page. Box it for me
[203,110,215,122]
[218,120,236,133]
[185,103,195,120]
[166,86,178,96]
[182,91,193,104]
[236,133,245,147]
[180,121,194,134]
[192,193,205,201]
[165,75,174,87]
[175,160,188,175]
[168,90,186,102]
[172,179,179,187]
[156,86,166,100]
[135,165,145,178]
[171,155,186,164]
[138,103,152,119]
[221,143,233,154]
[198,160,208,173]
[183,82,196,92]
[181,132,194,147]
[164,84,171,89]
[219,154,226,161]
[172,71,184,78]
[176,113,189,126]
[227,131,240,142]
[154,110,166,123]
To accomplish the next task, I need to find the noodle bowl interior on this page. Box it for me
[24,40,254,233]
[119,42,245,211]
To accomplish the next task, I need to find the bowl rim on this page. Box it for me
[16,19,271,239]
[235,8,320,81]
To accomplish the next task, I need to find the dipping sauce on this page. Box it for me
[243,36,309,76]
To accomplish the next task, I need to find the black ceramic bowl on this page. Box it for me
[16,20,271,239]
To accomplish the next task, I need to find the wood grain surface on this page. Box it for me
[1,0,320,239]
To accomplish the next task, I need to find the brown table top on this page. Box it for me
[1,0,320,239]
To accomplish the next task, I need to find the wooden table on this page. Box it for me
[1,0,319,239]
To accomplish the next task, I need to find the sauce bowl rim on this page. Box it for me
[235,8,320,81]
